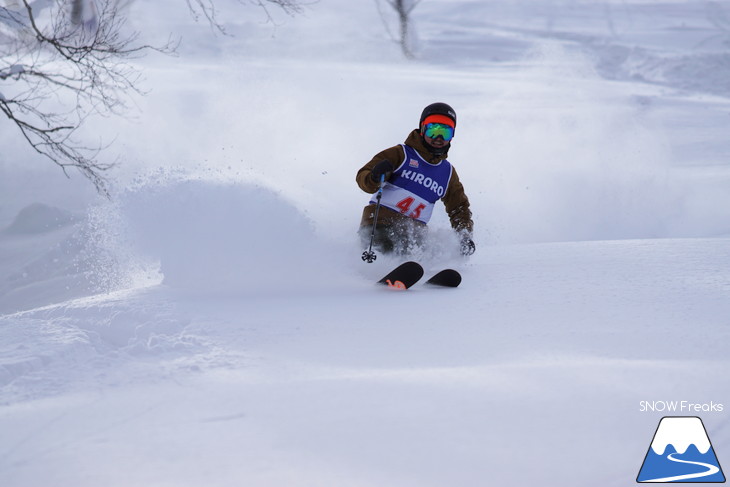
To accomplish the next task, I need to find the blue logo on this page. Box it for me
[637,416,726,483]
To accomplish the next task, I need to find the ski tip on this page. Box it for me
[426,269,462,288]
[377,261,425,290]
[399,261,425,272]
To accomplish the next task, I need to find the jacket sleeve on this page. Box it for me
[356,145,405,194]
[442,167,474,234]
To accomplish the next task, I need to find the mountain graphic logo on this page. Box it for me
[637,416,726,483]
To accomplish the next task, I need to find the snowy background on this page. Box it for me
[1,0,730,485]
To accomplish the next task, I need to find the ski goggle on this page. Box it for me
[422,122,455,141]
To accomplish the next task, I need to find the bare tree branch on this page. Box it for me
[187,0,307,34]
[377,0,421,59]
[1,0,177,196]
[1,0,306,196]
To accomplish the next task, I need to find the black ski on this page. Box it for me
[378,261,424,290]
[426,269,462,288]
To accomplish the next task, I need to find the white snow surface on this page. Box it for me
[1,0,730,486]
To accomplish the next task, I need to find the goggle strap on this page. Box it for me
[421,114,455,128]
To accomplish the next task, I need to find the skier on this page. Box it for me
[357,102,476,257]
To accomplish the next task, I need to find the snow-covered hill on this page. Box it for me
[1,1,729,486]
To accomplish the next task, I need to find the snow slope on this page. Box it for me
[1,1,730,486]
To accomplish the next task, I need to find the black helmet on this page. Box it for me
[419,102,457,127]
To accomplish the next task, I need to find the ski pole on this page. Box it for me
[362,174,385,263]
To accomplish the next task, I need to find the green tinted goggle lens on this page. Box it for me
[424,123,454,141]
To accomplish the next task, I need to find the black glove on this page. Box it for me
[370,160,392,183]
[460,236,476,256]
